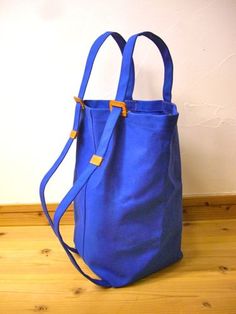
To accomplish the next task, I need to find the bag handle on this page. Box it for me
[115,31,173,102]
[78,31,135,100]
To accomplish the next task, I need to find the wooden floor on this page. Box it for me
[0,202,236,313]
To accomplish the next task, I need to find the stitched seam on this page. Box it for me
[89,110,97,150]
[82,168,99,261]
[82,182,88,257]
[82,110,96,257]
[159,128,179,248]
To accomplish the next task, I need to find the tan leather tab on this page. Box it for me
[70,130,78,139]
[74,96,85,109]
[90,154,103,166]
[109,100,127,117]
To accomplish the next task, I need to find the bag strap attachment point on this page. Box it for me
[90,154,104,166]
[70,130,78,139]
[74,96,85,109]
[109,100,127,117]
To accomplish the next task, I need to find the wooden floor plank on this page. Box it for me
[1,197,236,226]
[0,210,74,226]
[183,194,236,206]
[1,194,235,213]
[0,219,236,313]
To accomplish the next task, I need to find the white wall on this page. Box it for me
[0,0,235,204]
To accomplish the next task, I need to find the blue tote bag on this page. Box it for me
[40,31,183,288]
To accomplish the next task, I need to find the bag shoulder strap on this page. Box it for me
[52,106,122,287]
[40,31,131,287]
[40,104,122,287]
[39,102,82,253]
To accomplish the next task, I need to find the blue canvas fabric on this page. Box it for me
[40,31,183,288]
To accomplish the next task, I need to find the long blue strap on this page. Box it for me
[78,31,135,100]
[52,107,121,287]
[39,103,121,287]
[39,100,117,287]
[40,31,131,287]
[116,31,173,102]
[39,103,82,253]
